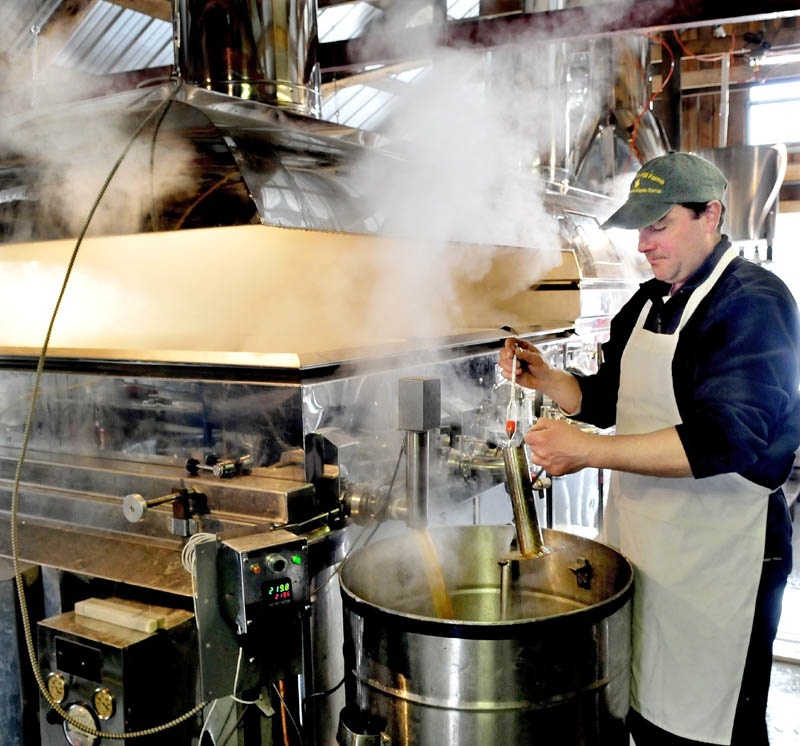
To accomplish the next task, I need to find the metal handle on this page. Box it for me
[186,454,252,478]
[122,492,178,523]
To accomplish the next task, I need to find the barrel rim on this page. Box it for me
[338,526,634,640]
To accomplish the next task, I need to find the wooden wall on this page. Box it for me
[651,19,800,211]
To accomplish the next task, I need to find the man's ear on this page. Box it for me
[705,200,723,232]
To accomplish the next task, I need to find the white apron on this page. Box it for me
[603,248,770,744]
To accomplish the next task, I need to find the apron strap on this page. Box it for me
[676,248,736,333]
[631,248,737,336]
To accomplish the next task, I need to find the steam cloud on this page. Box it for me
[0,4,661,355]
[0,87,198,241]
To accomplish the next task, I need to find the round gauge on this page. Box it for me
[46,672,67,704]
[92,688,116,720]
[63,702,100,746]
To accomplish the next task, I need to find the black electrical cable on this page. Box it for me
[301,676,344,720]
[299,440,406,735]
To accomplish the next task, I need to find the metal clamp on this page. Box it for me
[122,487,208,537]
[337,707,391,746]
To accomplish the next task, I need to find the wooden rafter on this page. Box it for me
[106,0,171,21]
[37,0,99,67]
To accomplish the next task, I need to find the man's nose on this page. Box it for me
[638,232,654,253]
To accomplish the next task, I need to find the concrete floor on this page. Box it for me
[767,502,800,745]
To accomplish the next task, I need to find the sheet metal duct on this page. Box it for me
[694,144,787,250]
[502,34,669,191]
[0,2,671,243]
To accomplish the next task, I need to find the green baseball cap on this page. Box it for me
[601,152,727,230]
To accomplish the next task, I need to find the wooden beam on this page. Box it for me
[652,23,800,62]
[653,59,800,90]
[784,161,800,183]
[320,1,800,73]
[38,0,99,67]
[106,0,171,21]
[321,60,428,96]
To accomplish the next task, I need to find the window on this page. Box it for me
[748,79,800,145]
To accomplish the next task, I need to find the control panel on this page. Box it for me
[223,530,309,634]
[194,529,310,701]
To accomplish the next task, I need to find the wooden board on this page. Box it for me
[74,597,168,633]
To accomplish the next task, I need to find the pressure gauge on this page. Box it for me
[63,702,100,746]
[92,687,115,720]
[46,672,67,704]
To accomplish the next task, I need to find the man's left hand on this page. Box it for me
[524,418,592,476]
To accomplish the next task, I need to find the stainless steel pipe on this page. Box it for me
[174,0,321,116]
[405,430,429,529]
[398,377,441,530]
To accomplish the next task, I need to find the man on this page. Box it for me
[499,152,799,745]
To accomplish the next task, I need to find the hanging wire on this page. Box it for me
[672,28,737,64]
[149,92,176,231]
[272,681,305,746]
[218,704,251,746]
[9,79,211,740]
[174,171,241,229]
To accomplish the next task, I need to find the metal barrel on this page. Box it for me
[339,525,633,746]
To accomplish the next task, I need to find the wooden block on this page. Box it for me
[74,597,167,634]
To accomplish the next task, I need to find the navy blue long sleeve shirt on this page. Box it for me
[574,238,800,490]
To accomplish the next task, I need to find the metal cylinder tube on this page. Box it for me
[498,559,511,621]
[405,430,429,529]
[174,0,321,116]
[502,443,546,558]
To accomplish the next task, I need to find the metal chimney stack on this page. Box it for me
[172,0,321,117]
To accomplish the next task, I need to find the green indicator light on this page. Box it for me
[292,555,303,565]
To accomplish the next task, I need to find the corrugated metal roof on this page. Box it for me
[1,0,480,131]
[318,1,478,132]
[52,1,172,75]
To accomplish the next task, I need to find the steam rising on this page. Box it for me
[0,88,199,241]
[348,45,564,338]
[0,6,661,356]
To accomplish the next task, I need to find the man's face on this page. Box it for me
[637,203,719,290]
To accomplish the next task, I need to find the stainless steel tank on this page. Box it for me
[339,525,633,746]
[694,144,787,248]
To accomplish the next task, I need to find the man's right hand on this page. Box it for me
[498,337,553,391]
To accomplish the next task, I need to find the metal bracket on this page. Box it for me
[568,556,594,590]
